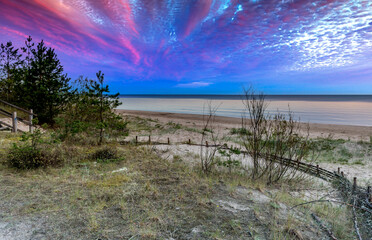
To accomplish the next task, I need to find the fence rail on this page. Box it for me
[0,99,34,133]
[0,99,36,116]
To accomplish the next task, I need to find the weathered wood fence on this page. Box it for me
[124,136,371,199]
[124,136,372,220]
[0,99,35,133]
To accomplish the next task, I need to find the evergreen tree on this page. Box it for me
[87,71,120,145]
[23,40,72,124]
[21,36,35,67]
[55,74,126,144]
[0,41,23,101]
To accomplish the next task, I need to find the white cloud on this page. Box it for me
[176,82,212,88]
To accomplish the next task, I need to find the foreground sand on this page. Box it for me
[117,109,372,141]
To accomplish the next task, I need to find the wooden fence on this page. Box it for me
[0,99,35,133]
[123,135,372,237]
[122,137,372,202]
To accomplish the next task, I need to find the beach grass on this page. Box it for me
[0,116,362,239]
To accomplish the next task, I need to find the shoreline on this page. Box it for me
[116,109,372,141]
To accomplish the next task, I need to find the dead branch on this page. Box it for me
[311,213,338,240]
[291,199,364,210]
[352,197,363,240]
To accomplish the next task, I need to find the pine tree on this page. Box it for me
[23,40,72,124]
[87,71,120,145]
[0,41,23,101]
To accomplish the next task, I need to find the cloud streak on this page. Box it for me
[0,0,371,93]
[176,82,212,88]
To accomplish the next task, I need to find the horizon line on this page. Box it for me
[118,93,372,96]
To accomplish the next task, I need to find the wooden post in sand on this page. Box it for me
[206,141,208,147]
[29,109,33,133]
[12,112,17,133]
[135,136,138,145]
[188,139,191,145]
[167,137,170,145]
[353,177,357,192]
[148,135,151,144]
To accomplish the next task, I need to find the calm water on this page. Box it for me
[117,95,372,126]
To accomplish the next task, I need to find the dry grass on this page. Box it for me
[0,118,359,240]
[0,145,201,238]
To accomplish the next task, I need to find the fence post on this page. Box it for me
[167,137,170,145]
[29,109,33,133]
[135,136,138,145]
[188,139,191,145]
[148,135,151,144]
[12,112,17,133]
[206,141,208,147]
[353,177,357,192]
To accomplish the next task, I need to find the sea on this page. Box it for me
[117,95,372,126]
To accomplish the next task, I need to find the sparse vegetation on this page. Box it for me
[0,113,365,239]
[230,127,249,135]
[217,146,241,173]
[312,137,372,165]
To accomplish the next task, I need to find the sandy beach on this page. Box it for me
[117,109,372,141]
[117,109,372,185]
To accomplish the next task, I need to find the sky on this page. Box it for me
[0,0,371,94]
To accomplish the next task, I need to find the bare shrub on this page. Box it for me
[241,87,316,184]
[200,101,221,174]
[241,87,270,179]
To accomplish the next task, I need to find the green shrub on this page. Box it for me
[7,145,60,169]
[217,146,241,173]
[91,147,120,163]
[6,129,61,169]
[230,128,250,135]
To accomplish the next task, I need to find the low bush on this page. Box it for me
[8,145,47,169]
[90,147,120,163]
[6,129,62,169]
